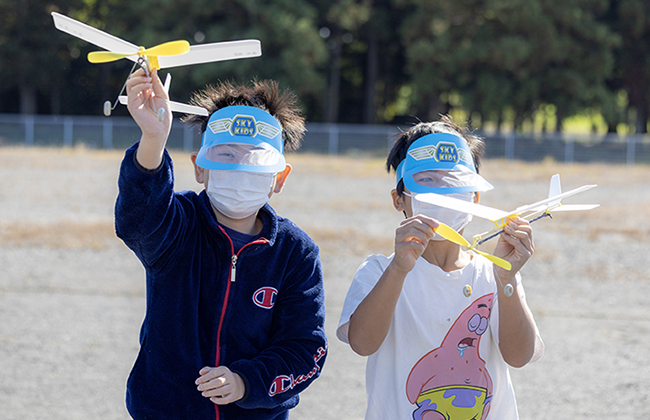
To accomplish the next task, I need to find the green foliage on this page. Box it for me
[398,0,619,131]
[0,0,88,113]
[1,0,650,132]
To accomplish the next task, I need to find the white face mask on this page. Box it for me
[207,170,274,219]
[408,192,474,241]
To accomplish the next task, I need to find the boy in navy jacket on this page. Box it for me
[114,68,327,420]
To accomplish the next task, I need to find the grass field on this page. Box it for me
[1,146,648,419]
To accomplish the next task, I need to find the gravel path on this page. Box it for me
[1,147,648,419]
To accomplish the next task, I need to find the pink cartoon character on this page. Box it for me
[406,294,494,420]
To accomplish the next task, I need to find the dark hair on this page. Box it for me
[386,115,486,196]
[182,79,306,152]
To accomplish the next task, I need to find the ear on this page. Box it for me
[273,164,292,194]
[191,152,207,184]
[391,189,404,212]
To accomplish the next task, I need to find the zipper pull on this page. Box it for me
[230,255,238,282]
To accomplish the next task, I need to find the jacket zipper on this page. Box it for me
[214,226,269,420]
[230,255,237,283]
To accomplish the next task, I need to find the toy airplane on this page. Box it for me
[52,12,261,120]
[423,174,599,271]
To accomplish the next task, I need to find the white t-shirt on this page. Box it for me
[337,253,543,420]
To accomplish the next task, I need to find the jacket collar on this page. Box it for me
[198,191,278,248]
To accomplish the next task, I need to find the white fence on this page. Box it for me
[1,113,649,165]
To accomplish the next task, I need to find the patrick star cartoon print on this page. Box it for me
[406,294,494,420]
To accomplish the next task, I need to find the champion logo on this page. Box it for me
[268,347,327,396]
[253,287,278,309]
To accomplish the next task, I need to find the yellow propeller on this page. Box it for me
[87,40,190,69]
[435,223,512,271]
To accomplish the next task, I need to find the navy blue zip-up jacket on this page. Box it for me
[114,144,327,420]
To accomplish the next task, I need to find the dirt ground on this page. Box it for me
[1,146,649,419]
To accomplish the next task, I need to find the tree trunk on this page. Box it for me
[363,30,378,124]
[51,84,61,115]
[635,102,648,134]
[20,83,37,115]
[495,110,503,135]
[325,39,342,123]
[554,107,565,133]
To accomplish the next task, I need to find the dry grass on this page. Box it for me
[285,152,388,177]
[0,144,125,165]
[3,147,650,420]
[306,226,394,257]
[481,157,648,185]
[0,220,117,249]
[2,146,649,252]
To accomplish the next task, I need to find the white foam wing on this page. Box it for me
[169,102,209,116]
[510,184,597,215]
[52,12,139,59]
[118,96,208,116]
[415,193,511,221]
[53,13,261,69]
[416,183,598,222]
[157,40,262,69]
[551,204,600,212]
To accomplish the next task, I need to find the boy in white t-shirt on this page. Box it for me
[337,116,544,420]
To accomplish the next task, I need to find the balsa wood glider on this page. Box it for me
[52,12,261,119]
[419,174,599,270]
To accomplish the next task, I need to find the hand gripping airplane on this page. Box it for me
[51,12,261,120]
[418,174,599,271]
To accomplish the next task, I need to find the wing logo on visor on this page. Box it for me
[208,115,281,140]
[208,118,233,134]
[408,145,437,160]
[408,143,473,166]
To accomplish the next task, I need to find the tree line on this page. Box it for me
[1,0,648,133]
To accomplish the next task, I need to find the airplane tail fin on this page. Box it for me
[163,73,172,93]
[547,173,600,212]
[548,174,562,207]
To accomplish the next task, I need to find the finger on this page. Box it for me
[201,381,232,398]
[199,376,228,392]
[510,218,533,242]
[196,366,225,385]
[406,215,440,232]
[131,68,147,78]
[505,218,529,232]
[394,241,427,258]
[198,365,227,376]
[196,367,231,390]
[211,393,236,405]
[209,384,242,405]
[149,69,169,100]
[126,73,152,92]
[397,218,437,239]
[499,232,533,261]
[126,78,154,104]
[396,228,432,248]
[127,83,153,103]
[503,222,533,252]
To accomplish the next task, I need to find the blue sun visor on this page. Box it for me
[395,133,493,194]
[195,105,286,173]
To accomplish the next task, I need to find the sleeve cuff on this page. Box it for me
[132,150,165,175]
[231,368,251,404]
